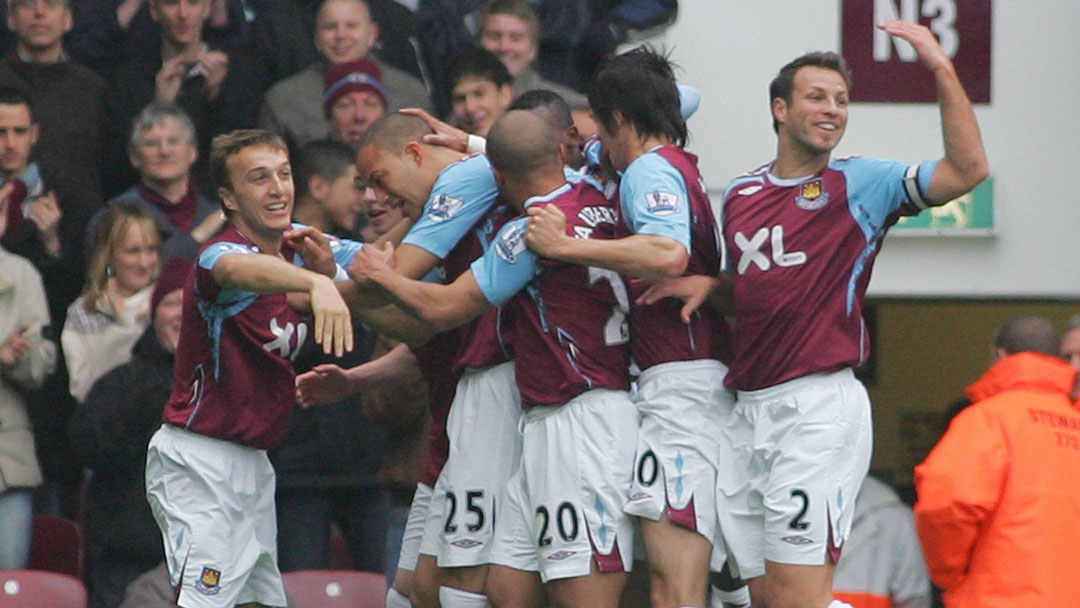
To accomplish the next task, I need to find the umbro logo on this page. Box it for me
[781,535,813,546]
[737,185,763,196]
[629,492,652,501]
[451,540,483,549]
[547,550,577,561]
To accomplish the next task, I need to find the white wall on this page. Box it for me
[652,1,1080,298]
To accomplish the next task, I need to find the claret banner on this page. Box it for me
[842,0,991,103]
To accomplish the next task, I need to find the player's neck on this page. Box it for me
[232,217,283,254]
[773,139,831,179]
[508,170,567,213]
[624,135,672,167]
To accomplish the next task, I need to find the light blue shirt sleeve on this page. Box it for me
[402,155,499,259]
[198,241,257,271]
[619,151,692,252]
[838,157,941,239]
[470,218,539,306]
[328,235,364,268]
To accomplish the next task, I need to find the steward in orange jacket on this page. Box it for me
[914,351,1080,608]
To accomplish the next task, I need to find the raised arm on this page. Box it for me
[525,204,688,279]
[213,252,353,356]
[878,21,989,204]
[352,243,492,332]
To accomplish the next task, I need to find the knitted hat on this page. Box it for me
[323,60,388,116]
[151,257,192,314]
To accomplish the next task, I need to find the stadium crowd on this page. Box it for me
[0,2,1075,608]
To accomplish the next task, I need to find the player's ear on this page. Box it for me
[308,175,330,201]
[403,140,423,167]
[772,97,787,129]
[218,187,238,213]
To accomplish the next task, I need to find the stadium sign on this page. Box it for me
[892,178,994,235]
[842,0,991,103]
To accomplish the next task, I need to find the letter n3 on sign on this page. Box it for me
[841,0,991,103]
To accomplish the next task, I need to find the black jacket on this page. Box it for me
[68,328,173,564]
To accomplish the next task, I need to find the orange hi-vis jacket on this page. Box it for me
[914,352,1080,608]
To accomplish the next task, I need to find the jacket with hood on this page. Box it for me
[833,476,931,608]
[914,352,1080,608]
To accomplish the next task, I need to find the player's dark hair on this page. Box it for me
[210,129,288,193]
[447,46,512,95]
[294,139,355,200]
[588,45,686,147]
[769,51,853,133]
[509,89,573,131]
[993,314,1061,357]
[360,112,435,158]
[0,86,33,120]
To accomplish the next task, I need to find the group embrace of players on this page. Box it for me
[145,17,987,608]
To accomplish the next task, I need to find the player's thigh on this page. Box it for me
[522,390,637,583]
[760,373,871,568]
[628,360,731,544]
[436,363,523,568]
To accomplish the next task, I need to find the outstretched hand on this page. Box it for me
[877,20,952,72]
[636,274,721,324]
[309,275,354,357]
[296,363,354,407]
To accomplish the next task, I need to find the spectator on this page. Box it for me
[915,314,1080,608]
[62,204,160,403]
[296,186,427,583]
[0,87,80,324]
[413,0,677,113]
[0,180,57,570]
[324,59,388,148]
[292,140,366,239]
[1060,313,1080,371]
[248,0,425,91]
[833,475,932,608]
[476,0,585,107]
[67,258,190,608]
[0,0,107,303]
[90,103,225,265]
[68,0,256,82]
[102,0,262,199]
[259,0,430,149]
[447,46,512,136]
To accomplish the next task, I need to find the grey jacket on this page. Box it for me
[0,249,57,492]
[259,58,433,148]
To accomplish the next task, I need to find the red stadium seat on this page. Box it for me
[28,514,86,580]
[284,570,387,608]
[0,570,87,608]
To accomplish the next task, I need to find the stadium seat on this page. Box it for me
[28,514,86,580]
[0,570,88,607]
[284,570,387,608]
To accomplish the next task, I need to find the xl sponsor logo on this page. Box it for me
[262,318,308,360]
[733,225,807,274]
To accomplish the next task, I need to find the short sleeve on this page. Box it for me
[470,218,538,306]
[619,151,691,252]
[402,155,499,259]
